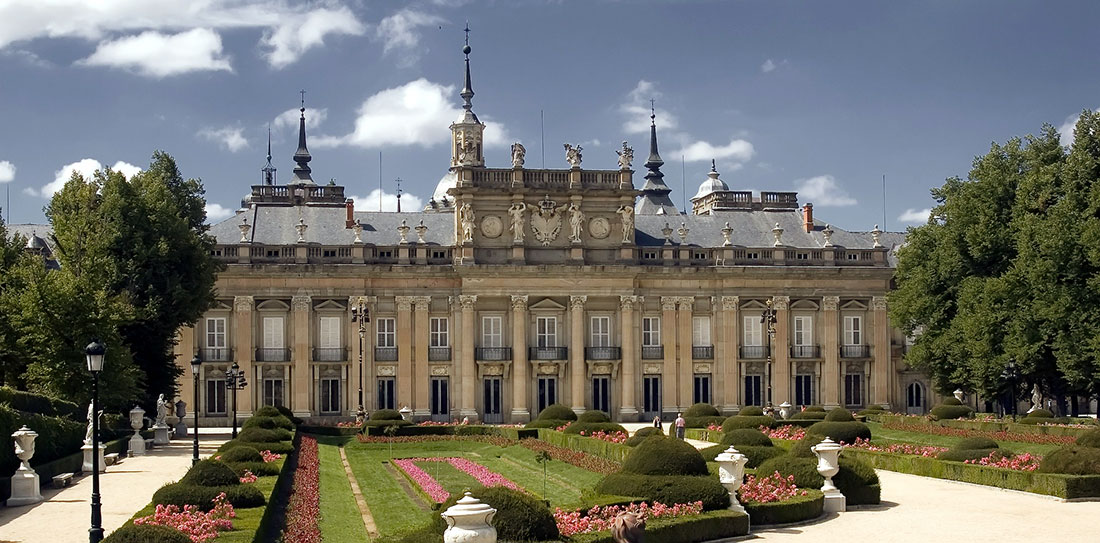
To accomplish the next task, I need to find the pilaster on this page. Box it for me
[872,296,892,409]
[291,295,311,417]
[660,296,678,418]
[618,296,639,419]
[458,295,478,418]
[413,296,431,418]
[511,296,530,422]
[772,296,790,407]
[395,296,414,412]
[233,296,254,415]
[719,296,739,413]
[179,325,196,417]
[822,296,840,410]
[677,297,694,410]
[570,295,587,413]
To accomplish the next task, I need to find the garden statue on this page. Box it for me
[7,426,43,506]
[1028,384,1042,414]
[153,394,171,444]
[441,492,497,543]
[459,203,476,243]
[84,401,96,445]
[511,142,526,168]
[812,437,846,512]
[508,201,527,243]
[568,202,584,243]
[155,394,169,427]
[611,511,645,543]
[564,143,583,168]
[617,205,634,244]
[616,141,634,170]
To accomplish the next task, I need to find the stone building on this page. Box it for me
[173,37,924,425]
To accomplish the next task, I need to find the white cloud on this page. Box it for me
[375,9,446,67]
[1059,108,1099,147]
[76,28,231,77]
[897,208,932,224]
[198,126,249,152]
[205,203,235,223]
[314,78,510,149]
[28,158,141,198]
[674,138,755,163]
[0,160,14,183]
[761,59,776,73]
[348,189,425,212]
[273,107,328,133]
[793,175,857,207]
[620,80,678,135]
[261,6,365,69]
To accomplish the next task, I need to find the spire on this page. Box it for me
[637,103,678,215]
[292,90,314,184]
[262,126,277,185]
[460,21,474,112]
[645,100,665,169]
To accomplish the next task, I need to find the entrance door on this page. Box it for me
[906,382,925,415]
[794,375,813,406]
[592,375,610,414]
[483,377,503,423]
[537,376,557,414]
[377,377,395,410]
[642,376,661,420]
[431,377,450,421]
[744,375,763,407]
[693,374,711,405]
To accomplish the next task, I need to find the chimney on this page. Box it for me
[802,203,814,232]
[345,199,355,228]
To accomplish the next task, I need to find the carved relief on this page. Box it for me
[511,295,529,310]
[643,364,661,375]
[589,217,610,239]
[617,205,634,244]
[693,364,712,374]
[537,364,558,375]
[508,202,527,243]
[412,296,431,312]
[377,365,396,376]
[677,296,695,311]
[458,295,478,310]
[660,297,678,312]
[720,296,739,311]
[395,296,414,312]
[570,296,587,310]
[871,296,888,311]
[619,296,639,310]
[458,202,476,243]
[292,295,311,312]
[823,296,840,311]
[431,365,449,376]
[531,195,567,246]
[234,296,254,313]
[567,203,584,243]
[481,215,503,239]
[773,296,790,311]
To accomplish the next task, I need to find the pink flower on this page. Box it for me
[738,471,808,504]
[553,500,703,536]
[239,470,257,484]
[135,492,236,542]
[760,425,807,441]
[260,450,282,463]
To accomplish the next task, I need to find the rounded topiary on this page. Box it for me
[152,483,265,510]
[790,410,827,420]
[930,403,973,420]
[756,455,880,505]
[432,486,558,542]
[1038,446,1100,475]
[942,397,963,406]
[721,414,777,432]
[235,427,293,443]
[227,461,280,477]
[825,408,856,422]
[937,448,1009,463]
[578,410,611,423]
[625,427,663,447]
[805,406,826,412]
[253,405,302,425]
[721,428,774,448]
[739,406,765,416]
[242,415,294,431]
[701,444,784,467]
[955,437,999,450]
[1076,429,1100,449]
[537,404,578,421]
[684,403,721,417]
[369,409,404,421]
[622,436,708,476]
[181,460,240,487]
[219,445,264,464]
[103,523,192,543]
[1026,408,1055,419]
[806,421,871,444]
[219,440,294,455]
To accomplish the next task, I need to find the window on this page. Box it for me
[536,316,557,347]
[744,375,763,407]
[263,378,284,407]
[642,250,658,260]
[481,316,502,347]
[377,249,393,259]
[320,378,340,414]
[844,374,863,406]
[693,374,711,405]
[692,316,711,346]
[693,250,707,260]
[796,252,809,260]
[590,316,610,347]
[206,379,226,415]
[431,250,447,259]
[377,318,396,347]
[206,318,226,349]
[795,374,813,406]
[843,316,862,345]
[743,316,762,346]
[794,316,812,346]
[537,377,557,413]
[377,377,396,410]
[263,317,284,349]
[430,317,449,347]
[642,317,661,346]
[746,251,760,260]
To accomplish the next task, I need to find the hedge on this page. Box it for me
[625,426,664,446]
[219,445,264,463]
[622,436,707,476]
[218,440,295,455]
[1079,429,1100,448]
[227,460,282,477]
[721,414,777,432]
[790,411,827,421]
[756,454,880,505]
[1026,408,1055,419]
[594,473,730,511]
[0,387,83,419]
[721,428,774,447]
[744,488,824,525]
[370,409,405,421]
[151,482,266,510]
[578,410,611,423]
[297,425,361,436]
[563,422,627,435]
[700,444,785,467]
[876,414,1097,438]
[684,416,726,428]
[930,404,973,420]
[524,419,569,429]
[537,403,578,421]
[569,510,749,543]
[236,427,294,443]
[684,403,720,418]
[242,415,295,431]
[0,435,129,503]
[805,421,872,444]
[102,523,193,543]
[254,404,302,425]
[0,403,86,477]
[1039,447,1100,475]
[429,486,559,541]
[537,429,633,463]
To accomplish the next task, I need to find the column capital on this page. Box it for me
[233,296,254,313]
[510,295,529,310]
[619,295,640,310]
[569,295,587,310]
[720,296,739,311]
[412,296,431,311]
[823,295,840,311]
[677,296,695,310]
[871,296,888,311]
[772,295,790,311]
[395,296,414,312]
[291,295,312,312]
[347,295,377,308]
[458,295,478,310]
[660,296,678,311]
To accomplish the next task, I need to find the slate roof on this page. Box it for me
[208,207,455,246]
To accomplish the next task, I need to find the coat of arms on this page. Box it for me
[531,195,567,246]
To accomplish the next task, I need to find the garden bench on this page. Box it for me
[104,453,121,466]
[144,438,155,449]
[52,473,74,487]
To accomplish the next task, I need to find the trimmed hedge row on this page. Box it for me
[103,523,192,543]
[151,483,266,510]
[744,488,824,525]
[0,387,83,419]
[594,473,730,511]
[0,403,85,476]
[876,414,1098,438]
[569,510,749,543]
[536,429,633,463]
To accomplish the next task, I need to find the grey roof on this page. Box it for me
[6,224,55,252]
[209,207,454,246]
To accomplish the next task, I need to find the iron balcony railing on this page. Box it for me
[641,345,664,359]
[200,348,233,362]
[692,345,714,359]
[255,348,291,362]
[791,345,821,359]
[841,345,871,358]
[374,347,399,361]
[739,346,767,359]
[312,348,347,362]
[428,347,452,361]
[475,347,512,361]
[529,346,568,360]
[585,346,622,360]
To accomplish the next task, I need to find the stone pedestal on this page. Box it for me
[822,492,846,513]
[129,406,146,456]
[153,424,171,445]
[129,433,146,456]
[7,468,42,506]
[82,443,107,473]
[174,420,188,439]
[812,437,846,513]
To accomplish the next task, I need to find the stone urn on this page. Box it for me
[129,406,147,456]
[399,405,413,422]
[778,401,792,420]
[953,389,964,402]
[811,437,845,512]
[174,399,189,439]
[714,445,749,517]
[441,492,497,543]
[8,426,43,506]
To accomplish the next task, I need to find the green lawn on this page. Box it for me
[866,422,1063,456]
[317,437,371,543]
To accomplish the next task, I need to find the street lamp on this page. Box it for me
[85,339,106,543]
[190,355,202,465]
[1002,361,1019,422]
[225,362,248,438]
[351,298,370,424]
[761,298,777,408]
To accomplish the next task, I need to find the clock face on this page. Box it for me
[481,215,503,238]
[589,217,611,239]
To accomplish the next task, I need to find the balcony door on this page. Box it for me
[431,377,450,421]
[483,377,503,423]
[537,376,557,414]
[263,317,284,361]
[642,376,660,419]
[592,375,610,414]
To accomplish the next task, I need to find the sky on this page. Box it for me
[1,0,1098,232]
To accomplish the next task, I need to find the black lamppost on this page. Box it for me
[762,298,777,407]
[190,355,202,465]
[85,339,106,543]
[225,362,247,438]
[1003,361,1019,422]
[351,298,370,423]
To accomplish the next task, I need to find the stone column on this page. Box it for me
[413,296,432,418]
[719,296,739,413]
[660,297,678,418]
[459,295,478,418]
[395,296,414,412]
[872,296,892,409]
[511,295,530,422]
[677,297,694,410]
[233,296,254,415]
[178,325,196,417]
[772,296,791,407]
[291,295,311,417]
[822,296,840,409]
[619,296,639,420]
[570,296,587,414]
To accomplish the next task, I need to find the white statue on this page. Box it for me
[531,196,568,246]
[617,204,634,244]
[155,394,168,426]
[616,141,634,170]
[1029,384,1042,413]
[459,203,476,243]
[568,203,584,243]
[511,142,526,168]
[564,143,583,168]
[84,402,95,445]
[508,202,527,243]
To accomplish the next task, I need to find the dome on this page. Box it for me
[433,171,458,202]
[26,233,48,252]
[692,160,729,199]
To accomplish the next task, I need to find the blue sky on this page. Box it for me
[0,1,1097,231]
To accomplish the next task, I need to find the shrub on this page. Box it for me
[824,408,855,422]
[152,483,265,510]
[721,415,776,432]
[219,446,264,463]
[594,473,730,511]
[524,419,566,429]
[219,440,294,455]
[181,460,240,487]
[1038,447,1100,475]
[806,421,871,444]
[362,419,414,432]
[684,403,721,417]
[804,406,825,412]
[624,433,657,447]
[634,427,664,438]
[563,422,627,435]
[1076,429,1100,449]
[739,406,765,416]
[242,415,294,431]
[227,461,281,477]
[622,436,708,476]
[578,410,610,423]
[685,416,726,428]
[743,489,823,525]
[942,397,963,406]
[1027,408,1055,419]
[700,444,785,467]
[721,429,773,448]
[431,486,558,542]
[537,404,578,421]
[0,404,84,476]
[790,411,827,420]
[789,435,825,458]
[755,456,880,505]
[235,427,293,443]
[370,409,404,421]
[930,404,973,420]
[938,448,1011,463]
[956,437,999,450]
[0,387,83,419]
[102,523,192,543]
[861,405,886,412]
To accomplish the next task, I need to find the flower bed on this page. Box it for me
[553,500,704,537]
[742,488,824,525]
[446,457,520,490]
[357,433,517,447]
[964,451,1042,471]
[519,438,621,474]
[260,450,282,463]
[393,457,521,505]
[882,420,1076,445]
[578,429,629,444]
[847,437,947,457]
[535,429,634,464]
[393,458,451,503]
[738,471,807,503]
[762,425,807,441]
[283,435,320,543]
[239,469,258,484]
[133,492,236,543]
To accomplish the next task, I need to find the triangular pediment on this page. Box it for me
[529,298,567,311]
[840,300,867,310]
[740,300,769,310]
[256,299,290,311]
[790,299,820,310]
[314,300,346,311]
[209,300,233,312]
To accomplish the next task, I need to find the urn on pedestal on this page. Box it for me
[714,445,749,517]
[129,406,147,456]
[811,437,845,512]
[778,401,792,420]
[7,426,43,506]
[441,492,497,543]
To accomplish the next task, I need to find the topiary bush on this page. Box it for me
[1076,429,1100,449]
[235,427,293,443]
[219,446,264,464]
[152,483,265,510]
[181,460,240,487]
[370,409,404,421]
[700,444,784,467]
[625,427,663,447]
[739,406,765,416]
[578,410,611,423]
[622,436,708,476]
[930,403,973,420]
[804,406,826,412]
[1038,446,1100,475]
[253,405,302,425]
[824,408,856,422]
[218,440,294,455]
[755,455,880,505]
[806,421,871,444]
[1026,408,1055,419]
[102,523,192,543]
[684,403,721,417]
[242,415,294,431]
[524,419,567,429]
[563,422,627,435]
[685,416,726,428]
[362,419,414,432]
[790,410,827,420]
[595,473,730,511]
[942,397,963,406]
[955,437,999,450]
[721,414,777,432]
[431,487,558,542]
[937,448,1011,463]
[227,461,281,477]
[721,429,774,448]
[537,404,578,421]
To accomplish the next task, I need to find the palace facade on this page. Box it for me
[171,39,925,425]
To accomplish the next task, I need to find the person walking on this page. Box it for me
[652,415,662,431]
[674,412,686,440]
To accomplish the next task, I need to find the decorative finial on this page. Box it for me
[292,91,313,184]
[650,99,656,124]
[300,90,306,111]
[262,125,277,185]
[460,21,474,111]
[772,222,784,247]
[711,159,716,171]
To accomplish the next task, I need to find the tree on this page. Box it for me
[0,222,29,387]
[891,113,1100,413]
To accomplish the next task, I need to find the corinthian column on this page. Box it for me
[413,296,431,418]
[291,295,311,418]
[511,295,530,422]
[233,296,254,415]
[570,295,587,414]
[619,296,639,420]
[395,296,414,412]
[458,295,478,418]
[872,296,892,409]
[822,296,840,409]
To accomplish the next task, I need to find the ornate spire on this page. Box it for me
[637,102,677,215]
[262,126,276,185]
[461,21,474,112]
[292,90,314,184]
[449,23,484,168]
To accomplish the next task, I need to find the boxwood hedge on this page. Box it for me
[537,403,578,421]
[242,414,294,431]
[180,460,240,487]
[219,445,264,463]
[217,440,294,455]
[564,422,627,435]
[743,488,824,525]
[594,473,730,511]
[1078,429,1100,449]
[684,403,720,417]
[700,444,784,467]
[1039,447,1100,475]
[578,410,611,423]
[805,421,872,444]
[569,510,749,543]
[151,482,265,510]
[102,523,192,543]
[721,414,777,432]
[431,486,559,542]
[622,436,707,476]
[236,427,294,443]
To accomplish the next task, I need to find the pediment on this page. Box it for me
[840,300,868,310]
[314,299,346,311]
[209,300,233,312]
[529,298,567,311]
[256,299,290,311]
[740,300,769,310]
[790,299,820,310]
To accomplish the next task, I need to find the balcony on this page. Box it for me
[692,345,714,360]
[475,347,512,361]
[429,347,452,361]
[313,348,347,362]
[374,347,398,361]
[739,346,766,359]
[255,348,290,362]
[841,345,871,358]
[641,345,664,359]
[791,345,821,359]
[529,346,568,360]
[585,346,621,360]
[200,348,233,362]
